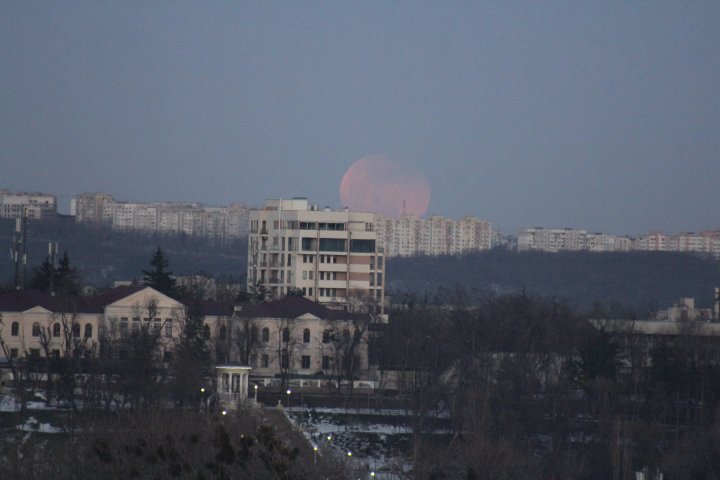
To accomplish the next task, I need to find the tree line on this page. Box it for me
[371,291,720,479]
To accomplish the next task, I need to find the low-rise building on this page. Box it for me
[211,296,376,384]
[0,286,184,362]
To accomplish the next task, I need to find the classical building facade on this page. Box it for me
[206,296,377,385]
[0,286,184,361]
[247,198,385,309]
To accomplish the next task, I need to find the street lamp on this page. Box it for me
[370,472,375,478]
[221,409,227,416]
[286,389,292,408]
[347,450,352,458]
[313,445,318,464]
[254,384,258,403]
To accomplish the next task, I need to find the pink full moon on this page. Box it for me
[339,155,431,217]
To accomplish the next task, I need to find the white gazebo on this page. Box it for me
[215,364,252,410]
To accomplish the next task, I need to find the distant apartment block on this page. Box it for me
[518,227,720,257]
[517,228,632,253]
[634,231,720,257]
[374,214,494,257]
[71,192,249,243]
[247,198,384,310]
[0,189,56,220]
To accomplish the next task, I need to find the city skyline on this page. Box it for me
[2,3,719,235]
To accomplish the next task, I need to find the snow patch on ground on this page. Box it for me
[16,416,64,434]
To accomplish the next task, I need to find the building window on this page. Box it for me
[262,327,270,342]
[10,348,18,358]
[32,322,40,337]
[322,356,330,370]
[11,322,19,337]
[120,320,128,339]
[52,349,60,359]
[261,354,269,368]
[250,354,258,367]
[164,319,173,337]
[84,324,92,339]
[29,348,40,358]
[302,355,311,369]
[303,328,310,343]
[53,323,61,337]
[282,327,290,343]
[72,323,80,338]
[219,325,227,341]
[322,330,330,343]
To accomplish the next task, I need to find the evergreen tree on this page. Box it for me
[29,257,55,291]
[29,251,80,296]
[142,247,176,295]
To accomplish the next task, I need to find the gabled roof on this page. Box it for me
[0,289,101,314]
[86,285,146,310]
[0,285,156,314]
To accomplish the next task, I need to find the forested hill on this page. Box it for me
[0,217,247,287]
[3,218,719,311]
[386,249,720,311]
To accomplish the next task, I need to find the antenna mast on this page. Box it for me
[12,208,28,290]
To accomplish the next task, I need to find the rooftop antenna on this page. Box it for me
[48,241,58,296]
[12,208,28,290]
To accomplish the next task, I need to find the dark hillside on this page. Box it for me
[0,217,246,287]
[386,249,720,310]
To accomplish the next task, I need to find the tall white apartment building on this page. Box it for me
[374,214,494,257]
[0,190,56,219]
[518,228,632,253]
[72,193,249,243]
[247,198,384,310]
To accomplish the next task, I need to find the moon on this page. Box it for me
[339,155,431,217]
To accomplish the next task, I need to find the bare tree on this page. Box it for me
[0,314,32,410]
[234,314,259,365]
[273,316,297,391]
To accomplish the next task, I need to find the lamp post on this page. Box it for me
[313,445,318,464]
[254,384,258,403]
[286,389,292,409]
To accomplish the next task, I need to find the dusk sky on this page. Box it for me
[2,2,719,235]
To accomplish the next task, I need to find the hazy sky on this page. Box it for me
[2,2,719,235]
